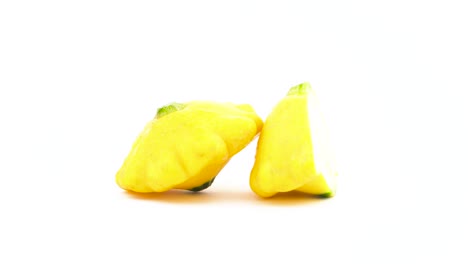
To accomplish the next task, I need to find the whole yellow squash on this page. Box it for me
[116,101,263,193]
[250,82,337,198]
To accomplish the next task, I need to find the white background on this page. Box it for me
[1,0,467,263]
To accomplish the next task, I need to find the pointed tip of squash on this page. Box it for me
[235,104,264,134]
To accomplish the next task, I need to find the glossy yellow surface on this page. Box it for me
[250,83,337,198]
[116,101,263,193]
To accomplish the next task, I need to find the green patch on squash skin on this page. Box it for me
[189,177,216,192]
[316,192,334,198]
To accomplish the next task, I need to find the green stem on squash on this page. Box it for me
[287,82,312,96]
[156,102,186,119]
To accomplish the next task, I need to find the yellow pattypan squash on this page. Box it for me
[250,82,337,198]
[116,101,263,193]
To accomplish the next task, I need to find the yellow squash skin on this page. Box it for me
[250,83,337,198]
[116,101,263,193]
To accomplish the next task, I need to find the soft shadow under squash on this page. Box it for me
[124,189,220,204]
[253,191,333,206]
[124,189,333,206]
